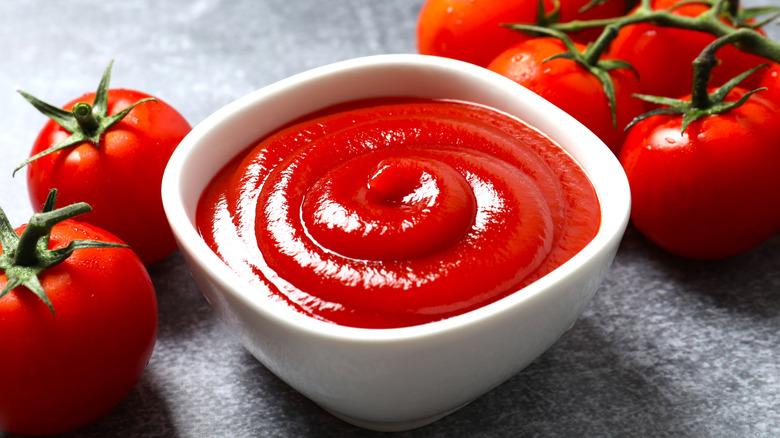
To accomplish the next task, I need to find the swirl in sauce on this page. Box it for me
[197,98,600,328]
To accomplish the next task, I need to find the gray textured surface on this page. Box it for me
[1,1,780,437]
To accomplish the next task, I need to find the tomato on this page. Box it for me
[416,0,628,67]
[487,37,646,155]
[19,63,192,265]
[609,0,767,98]
[0,198,158,435]
[618,88,780,259]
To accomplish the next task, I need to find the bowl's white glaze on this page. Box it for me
[161,54,630,431]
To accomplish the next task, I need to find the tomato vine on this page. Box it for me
[505,0,780,127]
[627,34,770,132]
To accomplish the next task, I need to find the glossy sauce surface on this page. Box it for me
[197,98,600,328]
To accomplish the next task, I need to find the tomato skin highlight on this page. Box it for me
[416,0,627,67]
[197,98,600,328]
[487,37,646,155]
[25,89,192,266]
[608,0,767,98]
[618,89,780,259]
[0,220,158,436]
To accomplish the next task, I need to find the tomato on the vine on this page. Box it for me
[608,0,767,98]
[618,88,780,259]
[487,37,646,155]
[18,62,192,266]
[416,0,628,67]
[0,192,158,436]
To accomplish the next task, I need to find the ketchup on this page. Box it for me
[197,98,600,329]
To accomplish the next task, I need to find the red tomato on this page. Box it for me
[416,0,628,67]
[609,0,767,98]
[0,219,157,436]
[487,37,646,155]
[24,87,191,265]
[618,88,780,259]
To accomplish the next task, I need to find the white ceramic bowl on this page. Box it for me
[161,54,630,432]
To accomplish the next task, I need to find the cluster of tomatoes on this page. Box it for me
[0,62,191,436]
[417,0,780,260]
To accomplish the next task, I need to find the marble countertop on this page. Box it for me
[1,1,779,436]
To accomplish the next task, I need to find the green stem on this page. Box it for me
[72,103,100,137]
[691,29,771,108]
[584,22,620,64]
[552,0,780,65]
[729,27,780,64]
[724,0,741,18]
[14,202,92,267]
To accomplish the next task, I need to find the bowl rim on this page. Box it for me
[161,53,630,342]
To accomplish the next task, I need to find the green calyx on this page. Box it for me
[0,189,128,315]
[502,24,635,129]
[625,32,770,133]
[13,60,157,177]
[625,64,767,133]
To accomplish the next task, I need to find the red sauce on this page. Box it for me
[196,98,600,329]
